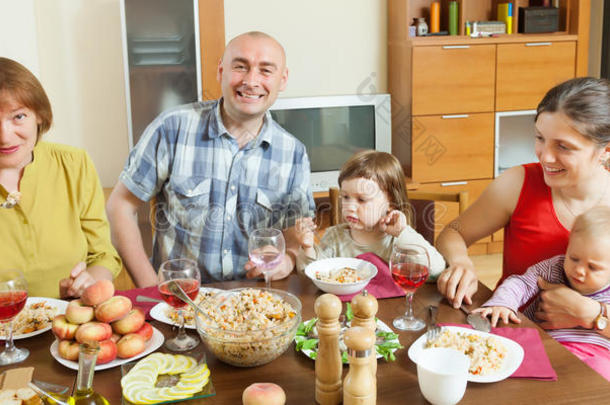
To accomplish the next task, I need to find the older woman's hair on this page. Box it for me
[536,77,610,147]
[0,57,52,137]
[338,150,410,217]
[571,206,610,239]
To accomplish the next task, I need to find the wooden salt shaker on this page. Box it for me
[351,290,378,378]
[314,294,343,405]
[343,326,376,405]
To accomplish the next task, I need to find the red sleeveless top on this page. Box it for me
[501,163,570,287]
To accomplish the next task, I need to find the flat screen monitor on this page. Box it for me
[270,94,391,192]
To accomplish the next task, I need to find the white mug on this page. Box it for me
[415,348,469,405]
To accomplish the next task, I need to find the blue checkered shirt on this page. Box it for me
[120,99,315,281]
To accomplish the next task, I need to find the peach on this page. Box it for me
[52,315,79,340]
[242,383,286,405]
[116,333,146,359]
[96,339,118,364]
[133,322,154,342]
[65,299,95,324]
[110,333,121,343]
[94,296,132,323]
[75,322,113,343]
[81,279,115,306]
[57,340,80,361]
[111,308,145,335]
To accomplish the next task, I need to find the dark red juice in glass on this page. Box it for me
[159,279,200,308]
[391,263,429,291]
[0,291,27,321]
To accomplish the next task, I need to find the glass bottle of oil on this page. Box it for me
[72,341,109,405]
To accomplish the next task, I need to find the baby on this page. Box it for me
[474,206,610,381]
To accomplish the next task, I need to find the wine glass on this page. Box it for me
[0,269,29,365]
[158,258,201,351]
[390,244,430,331]
[248,228,285,289]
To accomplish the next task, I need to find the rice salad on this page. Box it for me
[315,267,362,284]
[165,289,219,327]
[0,301,58,336]
[195,288,301,367]
[425,329,507,375]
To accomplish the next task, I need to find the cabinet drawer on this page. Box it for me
[496,41,576,111]
[411,113,494,183]
[410,179,492,243]
[412,45,495,115]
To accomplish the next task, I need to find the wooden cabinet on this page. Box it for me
[496,41,576,110]
[388,0,590,254]
[412,45,495,115]
[412,113,494,182]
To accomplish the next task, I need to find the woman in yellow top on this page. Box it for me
[0,57,121,298]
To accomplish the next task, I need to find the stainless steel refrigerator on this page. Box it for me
[120,0,201,147]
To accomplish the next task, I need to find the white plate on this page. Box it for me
[0,297,68,340]
[50,326,164,371]
[149,287,224,330]
[296,318,400,362]
[407,326,525,383]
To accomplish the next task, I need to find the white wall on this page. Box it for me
[224,0,388,97]
[1,0,387,186]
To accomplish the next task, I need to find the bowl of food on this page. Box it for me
[194,288,301,367]
[304,257,378,295]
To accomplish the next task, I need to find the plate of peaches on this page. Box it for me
[0,297,67,340]
[49,280,164,370]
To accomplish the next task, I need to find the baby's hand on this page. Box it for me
[472,306,521,327]
[379,210,407,237]
[295,217,316,249]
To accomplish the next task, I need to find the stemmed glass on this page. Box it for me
[0,269,29,365]
[248,228,285,289]
[390,244,430,331]
[158,258,201,351]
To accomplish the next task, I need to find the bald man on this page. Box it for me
[107,31,315,287]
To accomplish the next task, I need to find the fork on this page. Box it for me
[426,305,441,344]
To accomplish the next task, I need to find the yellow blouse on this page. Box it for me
[0,142,121,298]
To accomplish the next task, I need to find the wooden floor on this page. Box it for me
[471,253,502,290]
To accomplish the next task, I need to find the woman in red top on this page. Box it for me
[437,77,610,331]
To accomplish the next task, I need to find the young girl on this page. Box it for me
[295,150,445,278]
[473,206,610,381]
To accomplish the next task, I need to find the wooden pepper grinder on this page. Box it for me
[343,326,376,405]
[351,290,378,379]
[314,293,343,405]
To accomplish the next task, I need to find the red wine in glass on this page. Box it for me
[391,263,429,292]
[0,291,27,321]
[158,279,200,308]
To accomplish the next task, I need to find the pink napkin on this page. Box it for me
[116,286,162,320]
[337,253,406,302]
[440,323,557,381]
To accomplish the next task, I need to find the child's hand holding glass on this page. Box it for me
[472,306,521,327]
[379,209,407,237]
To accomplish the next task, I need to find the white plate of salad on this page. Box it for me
[294,303,403,363]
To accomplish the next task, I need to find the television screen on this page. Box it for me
[270,105,376,173]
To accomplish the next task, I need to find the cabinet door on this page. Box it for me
[412,45,496,115]
[411,113,494,183]
[410,179,493,244]
[496,41,576,111]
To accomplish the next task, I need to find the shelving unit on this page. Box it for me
[388,0,590,254]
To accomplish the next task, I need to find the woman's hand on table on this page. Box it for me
[472,306,521,327]
[59,262,94,298]
[437,259,478,308]
[535,278,600,329]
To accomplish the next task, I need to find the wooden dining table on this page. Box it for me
[2,273,608,404]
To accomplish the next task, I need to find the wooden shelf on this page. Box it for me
[405,32,577,46]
